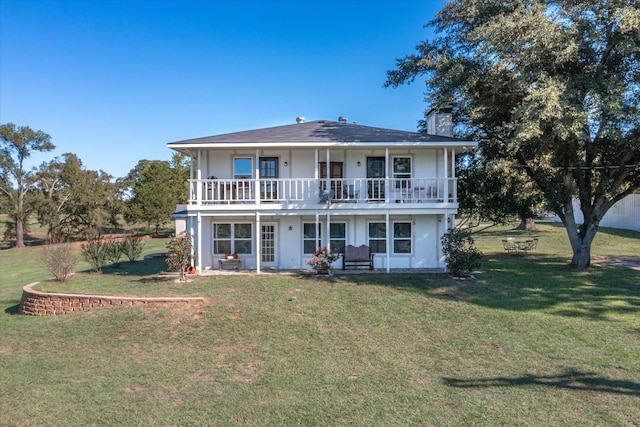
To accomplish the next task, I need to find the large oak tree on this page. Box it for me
[386,0,640,268]
[35,153,121,241]
[0,123,54,247]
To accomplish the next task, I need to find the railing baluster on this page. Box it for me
[188,177,456,205]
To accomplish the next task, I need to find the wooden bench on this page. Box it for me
[342,244,374,270]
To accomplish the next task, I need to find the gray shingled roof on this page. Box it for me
[168,120,471,146]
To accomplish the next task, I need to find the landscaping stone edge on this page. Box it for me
[19,282,206,316]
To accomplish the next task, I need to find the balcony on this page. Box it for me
[189,178,457,207]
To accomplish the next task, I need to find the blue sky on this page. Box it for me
[1,0,444,179]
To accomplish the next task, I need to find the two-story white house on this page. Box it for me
[168,110,476,273]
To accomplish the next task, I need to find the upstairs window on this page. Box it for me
[234,157,253,180]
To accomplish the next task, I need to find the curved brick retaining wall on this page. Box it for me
[19,283,206,316]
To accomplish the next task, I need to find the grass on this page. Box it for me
[0,221,639,426]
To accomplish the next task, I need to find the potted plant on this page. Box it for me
[305,246,339,274]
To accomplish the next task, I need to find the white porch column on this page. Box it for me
[190,151,194,179]
[326,204,331,249]
[255,149,260,204]
[438,214,447,269]
[325,148,331,194]
[189,218,195,268]
[385,148,390,203]
[324,148,331,245]
[314,149,319,200]
[196,212,202,274]
[385,210,390,273]
[256,212,261,274]
[196,150,202,206]
[451,148,456,201]
[315,211,320,251]
[443,148,448,200]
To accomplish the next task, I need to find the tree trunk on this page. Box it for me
[515,218,537,231]
[563,210,598,269]
[571,243,591,268]
[15,216,25,248]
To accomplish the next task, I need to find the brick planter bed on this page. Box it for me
[19,282,206,316]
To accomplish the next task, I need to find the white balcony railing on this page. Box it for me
[188,178,457,205]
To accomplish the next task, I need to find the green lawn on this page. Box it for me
[0,222,639,426]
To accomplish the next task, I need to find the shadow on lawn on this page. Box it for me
[333,253,640,321]
[443,368,640,396]
[4,302,20,315]
[96,256,167,278]
[465,254,640,320]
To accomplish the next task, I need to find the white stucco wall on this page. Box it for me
[195,214,444,271]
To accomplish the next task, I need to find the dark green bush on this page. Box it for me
[441,228,483,277]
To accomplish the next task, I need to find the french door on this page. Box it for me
[259,157,279,201]
[319,162,343,199]
[367,157,385,200]
[261,223,277,267]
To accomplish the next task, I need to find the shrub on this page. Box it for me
[81,235,109,273]
[166,232,193,281]
[122,234,145,262]
[305,246,339,273]
[441,228,483,277]
[40,243,78,282]
[105,238,124,268]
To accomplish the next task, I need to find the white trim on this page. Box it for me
[168,141,475,150]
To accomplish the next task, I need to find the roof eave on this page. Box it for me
[168,140,476,151]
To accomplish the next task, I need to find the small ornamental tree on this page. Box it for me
[441,228,482,277]
[80,234,109,273]
[41,243,78,282]
[122,233,145,262]
[105,238,124,268]
[166,232,193,281]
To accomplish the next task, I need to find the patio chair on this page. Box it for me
[320,189,334,203]
[502,238,518,254]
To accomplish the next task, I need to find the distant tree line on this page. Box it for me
[0,123,190,247]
